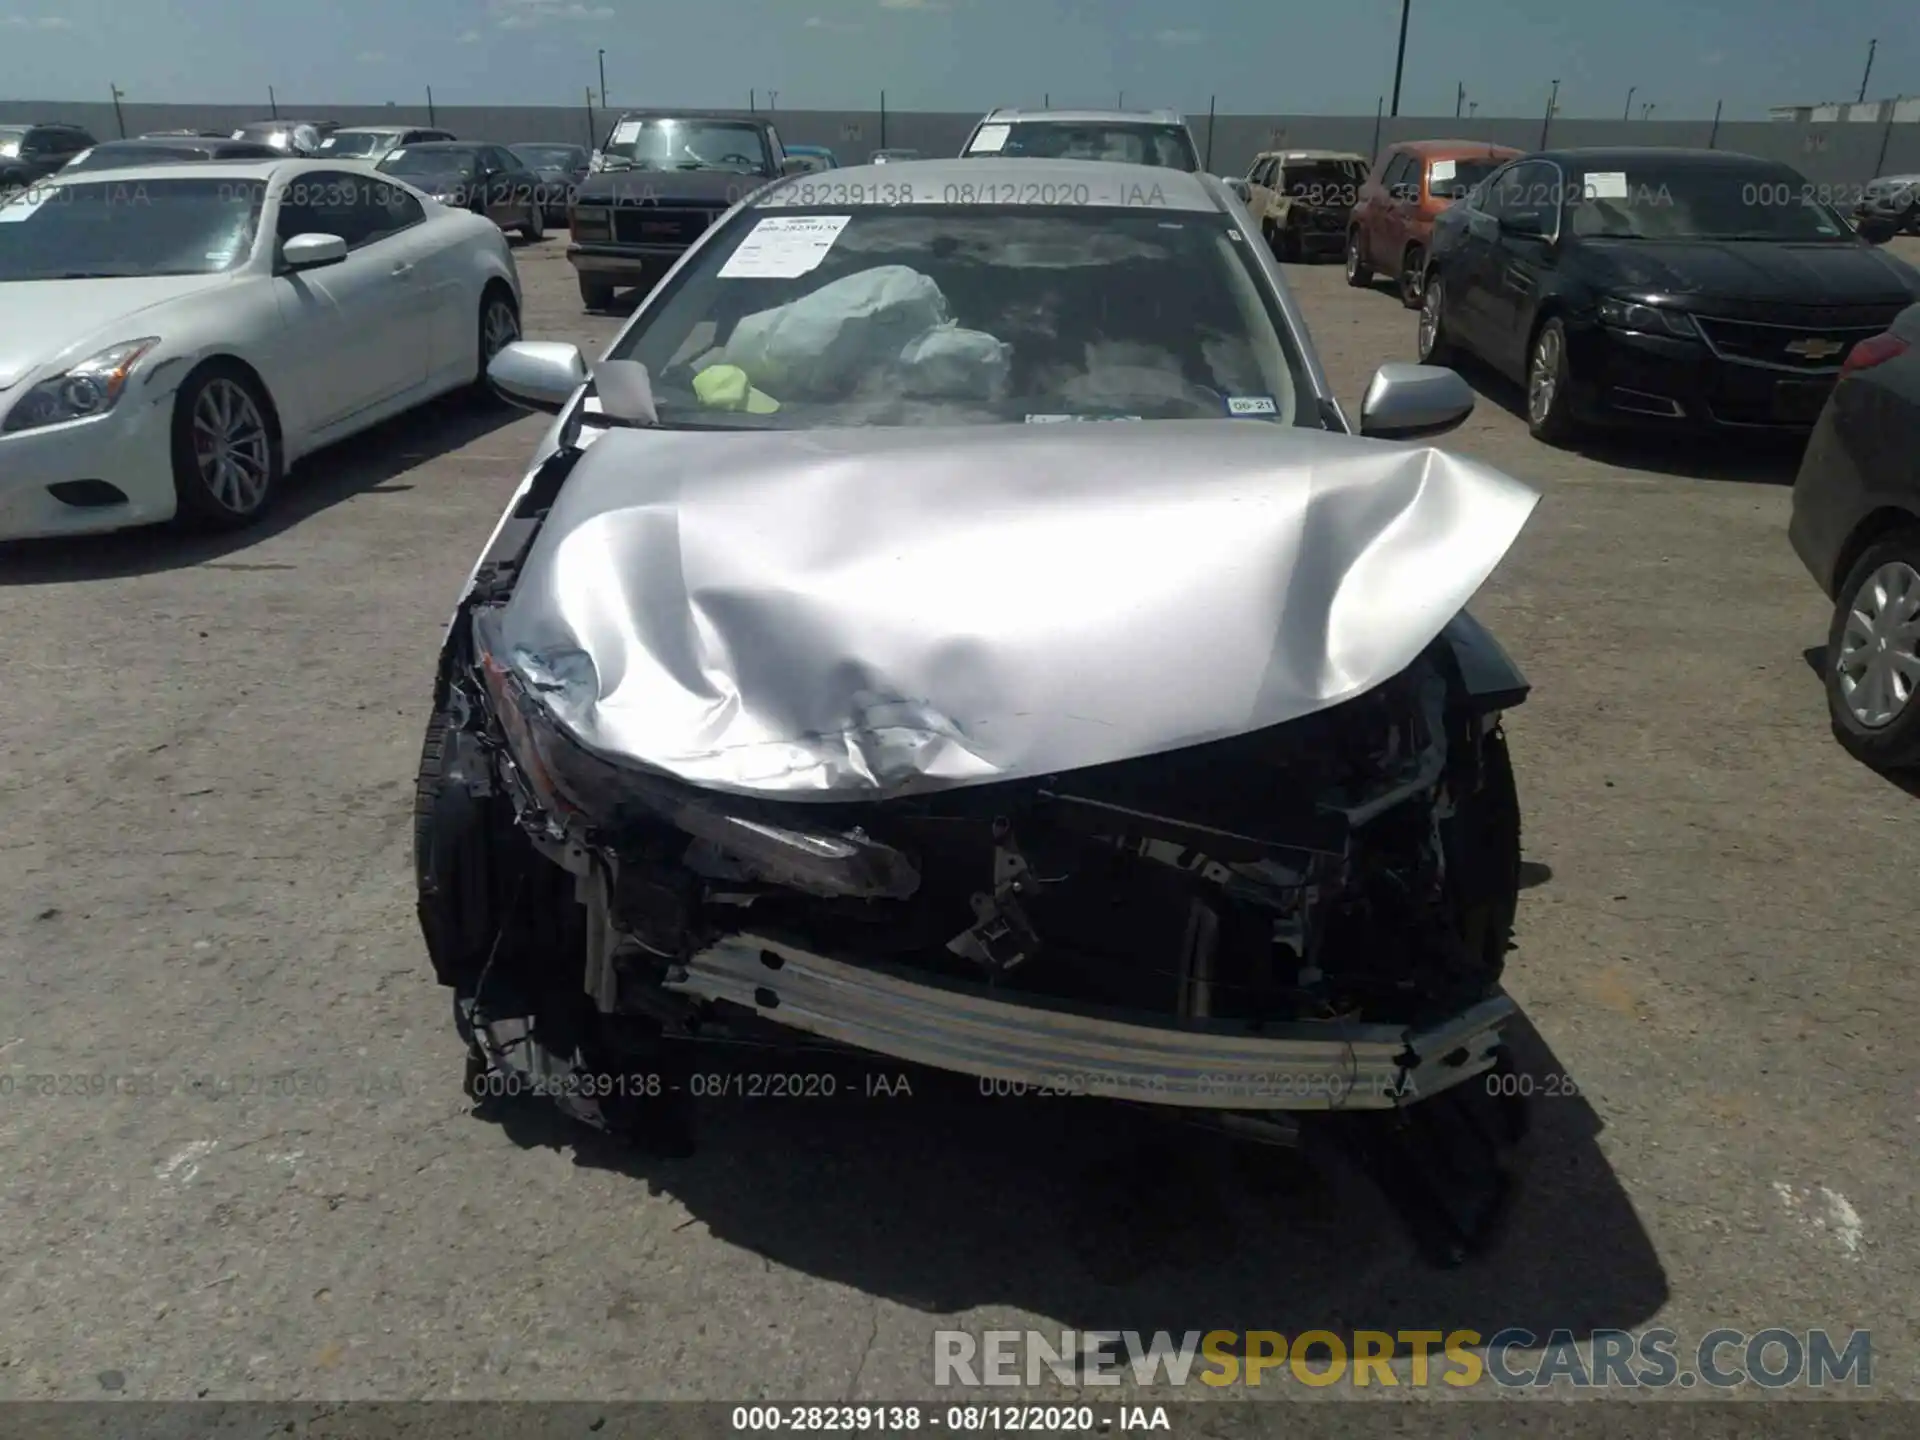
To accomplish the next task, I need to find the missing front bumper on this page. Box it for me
[662,933,1513,1111]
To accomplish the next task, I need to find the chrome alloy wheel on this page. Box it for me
[1836,561,1920,728]
[1418,278,1443,358]
[1527,324,1562,426]
[192,378,272,514]
[483,297,520,361]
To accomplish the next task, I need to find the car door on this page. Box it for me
[1477,160,1563,376]
[1246,158,1275,223]
[1445,160,1519,354]
[1379,153,1423,271]
[355,178,438,391]
[268,170,418,429]
[478,147,521,227]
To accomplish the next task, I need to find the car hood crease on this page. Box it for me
[494,422,1539,800]
[0,275,227,390]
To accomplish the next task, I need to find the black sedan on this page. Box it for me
[63,136,283,173]
[1419,147,1920,445]
[509,142,591,226]
[377,142,546,240]
[1789,302,1920,770]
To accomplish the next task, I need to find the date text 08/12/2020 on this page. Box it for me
[729,1405,1166,1433]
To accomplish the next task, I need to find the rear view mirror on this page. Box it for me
[1359,363,1475,440]
[489,340,588,413]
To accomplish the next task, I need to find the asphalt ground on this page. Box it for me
[3,235,1918,1405]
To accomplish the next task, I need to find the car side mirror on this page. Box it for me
[1359,363,1475,440]
[780,156,811,177]
[281,232,348,270]
[489,340,588,413]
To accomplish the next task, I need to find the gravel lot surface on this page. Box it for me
[4,235,1918,1404]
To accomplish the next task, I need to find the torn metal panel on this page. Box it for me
[494,422,1539,799]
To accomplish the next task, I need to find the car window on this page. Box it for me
[0,176,266,279]
[1486,161,1559,227]
[359,181,425,246]
[985,122,1199,172]
[608,206,1315,430]
[275,170,376,250]
[1252,159,1276,189]
[1382,154,1416,195]
[1476,162,1524,218]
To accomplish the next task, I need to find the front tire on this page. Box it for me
[1525,317,1579,446]
[1345,228,1373,286]
[1417,272,1455,366]
[471,287,521,399]
[169,362,283,530]
[1398,245,1426,309]
[578,274,615,312]
[520,205,544,241]
[1825,533,1920,771]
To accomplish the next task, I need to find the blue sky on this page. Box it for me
[0,0,1911,119]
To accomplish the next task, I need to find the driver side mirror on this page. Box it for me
[489,340,588,413]
[1359,363,1475,440]
[281,232,348,270]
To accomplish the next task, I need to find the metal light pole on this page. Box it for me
[598,49,607,107]
[268,85,278,119]
[426,85,436,126]
[1539,79,1558,148]
[109,83,126,138]
[769,91,778,111]
[1388,0,1411,116]
[1455,82,1464,118]
[1469,101,1478,117]
[1204,94,1216,170]
[1857,39,1877,104]
[1624,86,1636,120]
[1708,98,1722,149]
[879,90,887,148]
[749,89,756,112]
[585,85,596,149]
[1118,92,1125,108]
[1642,102,1655,120]
[1370,95,1384,159]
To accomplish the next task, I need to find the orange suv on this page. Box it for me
[1347,140,1521,307]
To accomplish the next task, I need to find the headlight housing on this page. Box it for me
[1596,297,1696,337]
[2,337,161,434]
[570,204,611,239]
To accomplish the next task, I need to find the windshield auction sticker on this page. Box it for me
[969,124,1012,153]
[1583,171,1629,199]
[718,214,853,278]
[1430,159,1456,182]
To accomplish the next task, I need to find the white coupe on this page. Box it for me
[0,158,524,540]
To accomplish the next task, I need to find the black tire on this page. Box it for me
[1398,245,1426,309]
[520,205,544,241]
[169,361,284,531]
[471,286,521,400]
[1345,228,1373,286]
[578,274,615,312]
[1416,271,1455,367]
[1524,317,1579,446]
[1824,530,1920,771]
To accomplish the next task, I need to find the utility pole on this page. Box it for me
[769,90,778,111]
[1469,101,1477,117]
[268,85,278,119]
[1388,0,1411,116]
[1371,95,1384,159]
[598,49,607,108]
[749,89,756,113]
[1643,102,1655,120]
[1857,39,1877,104]
[1118,91,1125,108]
[879,90,887,148]
[1043,93,1049,108]
[1455,81,1464,118]
[1708,98,1722,149]
[109,82,126,138]
[1204,94,1216,170]
[1624,85,1635,120]
[426,85,436,126]
[1539,78,1558,148]
[585,85,596,150]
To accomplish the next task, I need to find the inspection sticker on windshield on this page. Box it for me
[610,120,644,145]
[1584,171,1629,199]
[1430,159,1456,182]
[718,214,852,278]
[386,148,406,162]
[1227,395,1278,416]
[969,124,1011,154]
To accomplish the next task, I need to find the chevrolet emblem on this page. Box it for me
[1785,337,1846,360]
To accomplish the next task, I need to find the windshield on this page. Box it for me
[514,145,581,169]
[1426,158,1503,201]
[1276,160,1366,206]
[600,119,770,174]
[974,123,1198,171]
[0,177,264,280]
[381,148,477,178]
[318,131,393,157]
[606,207,1312,429]
[1563,164,1852,241]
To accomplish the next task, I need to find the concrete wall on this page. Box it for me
[7,100,1919,186]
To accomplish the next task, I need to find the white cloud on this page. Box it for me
[458,28,481,42]
[878,0,945,9]
[1154,27,1204,45]
[1,13,71,27]
[492,0,613,28]
[357,50,390,63]
[804,14,862,29]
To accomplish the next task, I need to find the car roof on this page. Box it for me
[1256,149,1368,162]
[41,157,367,186]
[332,124,418,136]
[1387,139,1524,159]
[609,110,765,123]
[1531,146,1781,168]
[983,108,1185,126]
[755,157,1222,212]
[385,140,480,150]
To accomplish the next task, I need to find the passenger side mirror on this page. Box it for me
[1359,363,1475,440]
[281,232,348,270]
[489,340,588,413]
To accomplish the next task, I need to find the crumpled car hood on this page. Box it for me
[494,422,1539,800]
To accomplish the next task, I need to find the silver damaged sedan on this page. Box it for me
[417,158,1542,1263]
